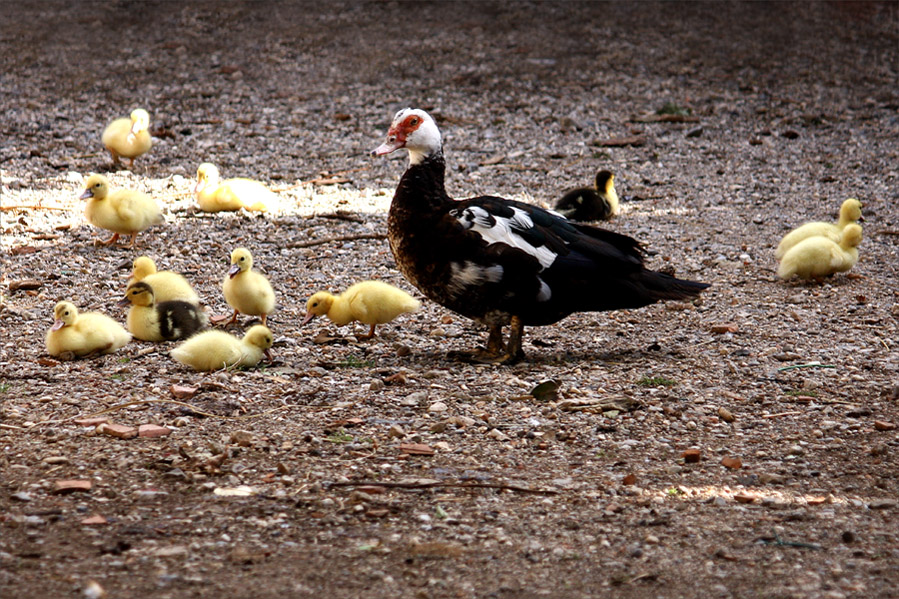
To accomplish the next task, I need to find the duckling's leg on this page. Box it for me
[225,310,240,326]
[356,324,377,340]
[125,232,138,249]
[127,157,136,169]
[260,314,268,326]
[107,148,120,164]
[97,232,120,246]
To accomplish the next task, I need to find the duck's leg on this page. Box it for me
[500,316,526,364]
[226,310,240,326]
[450,323,506,363]
[125,232,138,249]
[98,232,120,246]
[356,324,377,340]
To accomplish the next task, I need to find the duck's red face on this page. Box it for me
[372,107,439,157]
[373,112,424,156]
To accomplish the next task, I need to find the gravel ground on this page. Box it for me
[1,2,898,598]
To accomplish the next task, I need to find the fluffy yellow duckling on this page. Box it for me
[80,174,163,248]
[120,281,207,341]
[101,108,152,167]
[222,248,276,326]
[45,301,130,359]
[194,163,275,213]
[554,170,620,221]
[774,198,863,260]
[171,325,273,371]
[302,280,420,339]
[128,256,199,305]
[777,224,862,281]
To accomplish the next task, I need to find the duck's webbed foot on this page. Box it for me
[450,319,525,365]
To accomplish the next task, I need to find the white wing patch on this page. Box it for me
[536,277,552,302]
[455,206,558,269]
[447,261,504,299]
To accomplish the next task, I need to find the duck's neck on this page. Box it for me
[327,297,354,326]
[392,149,451,212]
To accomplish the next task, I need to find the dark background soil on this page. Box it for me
[1,2,898,598]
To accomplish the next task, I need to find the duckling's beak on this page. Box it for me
[372,132,403,156]
[264,348,274,362]
[116,297,131,307]
[193,179,206,194]
[50,319,66,331]
[79,189,94,200]
[228,263,241,278]
[301,311,315,326]
[858,215,865,222]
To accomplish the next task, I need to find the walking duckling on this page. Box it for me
[120,281,207,341]
[128,256,199,305]
[45,301,131,359]
[80,174,163,248]
[302,280,420,339]
[774,198,863,260]
[777,223,862,282]
[194,163,276,213]
[222,248,276,326]
[101,108,152,168]
[171,325,273,371]
[554,170,620,222]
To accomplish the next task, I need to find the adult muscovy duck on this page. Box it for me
[372,108,709,364]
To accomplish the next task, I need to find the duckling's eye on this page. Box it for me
[312,301,318,308]
[64,310,70,316]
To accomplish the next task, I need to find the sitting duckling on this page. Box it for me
[128,256,199,305]
[222,248,276,326]
[777,224,862,282]
[194,163,275,213]
[554,170,620,222]
[120,281,207,341]
[101,108,152,168]
[45,301,131,359]
[775,198,863,260]
[80,174,163,248]
[302,280,420,339]
[171,325,273,371]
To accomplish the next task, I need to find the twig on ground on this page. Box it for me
[326,480,559,495]
[285,232,386,249]
[762,411,803,419]
[777,363,836,372]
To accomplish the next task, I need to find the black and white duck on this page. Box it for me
[372,108,709,364]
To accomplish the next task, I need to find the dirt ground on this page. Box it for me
[2,2,898,598]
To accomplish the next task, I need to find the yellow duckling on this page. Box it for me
[777,224,862,281]
[554,170,620,221]
[774,198,863,260]
[171,325,273,371]
[222,248,276,326]
[80,174,163,248]
[302,280,420,339]
[120,281,207,341]
[194,163,275,213]
[128,256,199,305]
[101,108,152,167]
[45,301,130,359]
